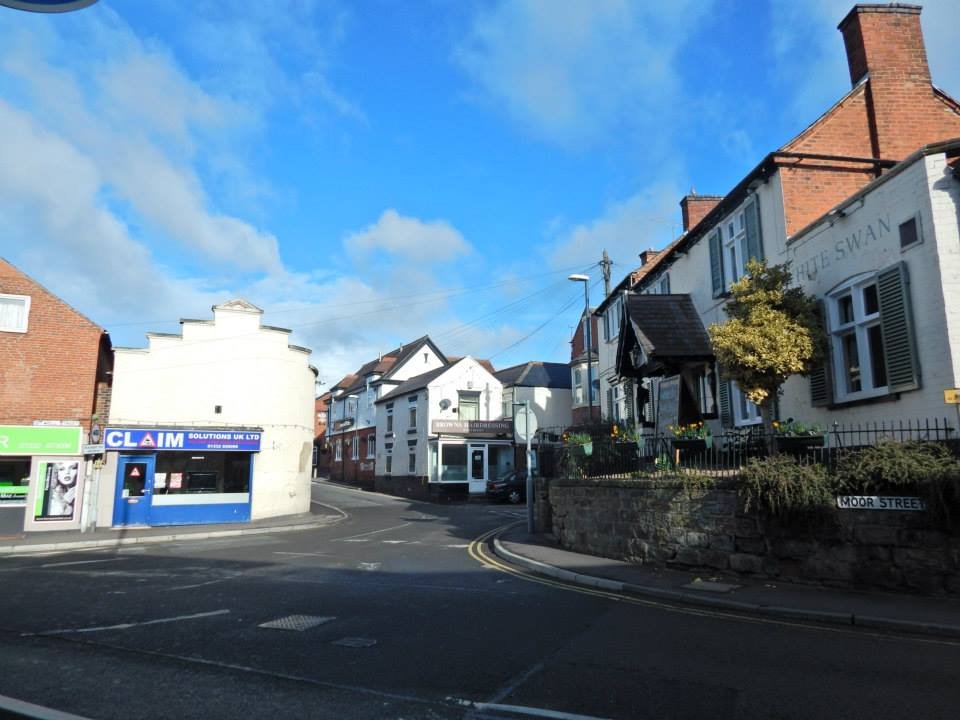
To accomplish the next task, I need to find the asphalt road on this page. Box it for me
[0,480,958,720]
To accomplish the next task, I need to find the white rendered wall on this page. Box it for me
[106,305,315,521]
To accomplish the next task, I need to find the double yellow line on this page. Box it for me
[468,523,960,647]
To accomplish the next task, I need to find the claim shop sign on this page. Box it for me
[105,428,262,452]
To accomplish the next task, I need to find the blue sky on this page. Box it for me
[1,0,958,388]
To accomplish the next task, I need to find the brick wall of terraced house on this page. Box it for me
[548,478,960,596]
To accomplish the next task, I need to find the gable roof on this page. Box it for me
[0,257,104,332]
[375,364,453,404]
[496,361,572,389]
[334,335,447,395]
[616,293,713,376]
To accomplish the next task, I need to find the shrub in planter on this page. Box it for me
[835,441,960,523]
[739,455,836,520]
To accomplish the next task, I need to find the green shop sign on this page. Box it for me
[0,426,82,456]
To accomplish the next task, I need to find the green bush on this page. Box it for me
[835,441,960,522]
[739,455,836,518]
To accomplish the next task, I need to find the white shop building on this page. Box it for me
[98,300,316,527]
[374,357,509,498]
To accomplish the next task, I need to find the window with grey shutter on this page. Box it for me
[624,380,635,423]
[744,197,764,263]
[809,301,833,407]
[717,376,732,427]
[877,262,920,393]
[709,229,725,297]
[605,388,613,421]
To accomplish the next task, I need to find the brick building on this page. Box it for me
[601,3,960,432]
[0,258,111,533]
[569,307,600,425]
[313,391,331,477]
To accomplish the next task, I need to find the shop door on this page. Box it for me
[467,444,487,494]
[113,456,155,526]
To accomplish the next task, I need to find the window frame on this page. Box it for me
[731,383,762,427]
[722,209,748,290]
[351,434,359,460]
[334,441,342,462]
[0,293,31,334]
[366,435,375,459]
[828,272,888,403]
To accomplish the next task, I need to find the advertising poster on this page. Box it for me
[154,473,168,489]
[34,460,81,521]
[169,473,183,489]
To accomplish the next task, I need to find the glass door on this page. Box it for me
[467,444,487,494]
[112,455,155,526]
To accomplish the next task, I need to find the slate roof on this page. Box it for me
[495,361,572,389]
[623,294,713,359]
[334,335,443,395]
[375,364,453,404]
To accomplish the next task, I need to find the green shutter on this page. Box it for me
[744,197,764,262]
[710,229,725,297]
[624,380,635,424]
[809,301,833,407]
[717,376,732,427]
[877,262,920,393]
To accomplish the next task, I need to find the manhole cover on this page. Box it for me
[258,615,336,631]
[332,637,377,648]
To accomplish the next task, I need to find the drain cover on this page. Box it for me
[258,615,336,631]
[332,637,377,648]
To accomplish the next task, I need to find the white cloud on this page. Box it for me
[0,19,283,274]
[345,209,472,263]
[546,181,683,272]
[455,0,714,148]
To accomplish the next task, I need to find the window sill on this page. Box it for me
[828,390,902,410]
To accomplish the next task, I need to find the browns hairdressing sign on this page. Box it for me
[431,419,513,435]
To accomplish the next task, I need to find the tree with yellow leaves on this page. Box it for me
[708,260,826,446]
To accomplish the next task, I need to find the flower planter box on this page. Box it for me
[671,437,712,452]
[774,435,826,452]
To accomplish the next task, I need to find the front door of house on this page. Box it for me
[467,444,487,494]
[113,455,155,526]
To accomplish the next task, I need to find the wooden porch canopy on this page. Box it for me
[615,293,714,378]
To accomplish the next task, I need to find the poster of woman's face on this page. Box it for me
[36,461,80,520]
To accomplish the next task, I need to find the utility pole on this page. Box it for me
[601,249,612,297]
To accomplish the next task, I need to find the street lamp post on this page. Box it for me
[568,275,594,421]
[513,400,535,534]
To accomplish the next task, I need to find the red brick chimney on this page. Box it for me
[838,4,954,159]
[679,193,722,232]
[638,248,660,266]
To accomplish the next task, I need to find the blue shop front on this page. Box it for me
[104,427,261,527]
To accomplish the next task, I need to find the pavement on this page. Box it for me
[492,524,960,639]
[0,494,344,555]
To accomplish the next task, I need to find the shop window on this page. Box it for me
[458,391,480,421]
[0,458,31,505]
[0,294,30,333]
[154,452,250,495]
[440,444,467,481]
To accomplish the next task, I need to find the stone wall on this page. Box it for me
[549,477,960,595]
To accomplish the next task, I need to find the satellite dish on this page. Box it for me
[439,399,452,410]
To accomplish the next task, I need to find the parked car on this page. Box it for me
[486,470,526,504]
